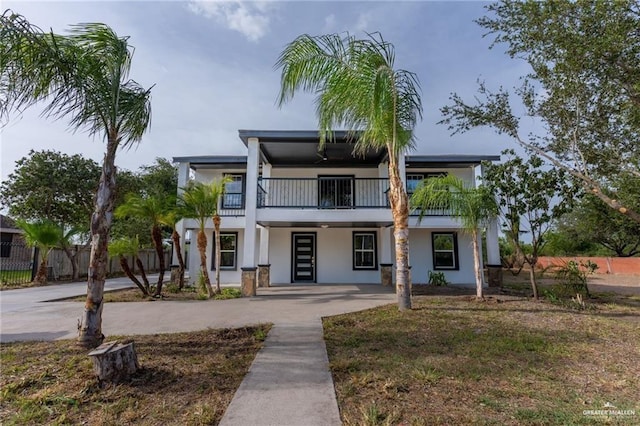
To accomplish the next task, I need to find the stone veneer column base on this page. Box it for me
[486,264,503,287]
[241,267,257,297]
[257,264,270,288]
[380,264,393,287]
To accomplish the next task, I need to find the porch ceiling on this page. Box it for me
[239,130,388,167]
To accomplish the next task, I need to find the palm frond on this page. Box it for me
[276,32,422,158]
[411,175,498,233]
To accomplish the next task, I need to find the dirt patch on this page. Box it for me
[0,325,271,425]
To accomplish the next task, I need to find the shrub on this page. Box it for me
[428,271,448,286]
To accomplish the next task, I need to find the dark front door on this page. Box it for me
[292,233,316,282]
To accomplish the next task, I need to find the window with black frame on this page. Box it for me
[211,232,238,270]
[432,232,459,270]
[222,174,244,209]
[353,232,377,270]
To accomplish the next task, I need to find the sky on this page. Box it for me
[0,0,530,183]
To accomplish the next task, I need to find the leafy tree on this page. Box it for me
[483,150,577,299]
[440,0,640,223]
[139,158,178,199]
[0,150,100,279]
[1,11,153,348]
[0,150,100,227]
[411,175,498,300]
[115,194,169,296]
[16,219,62,285]
[556,192,640,257]
[276,32,422,310]
[109,236,150,296]
[178,181,217,299]
[58,226,89,281]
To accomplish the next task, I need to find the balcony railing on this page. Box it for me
[257,177,390,209]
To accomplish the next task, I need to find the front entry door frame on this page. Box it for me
[291,232,317,283]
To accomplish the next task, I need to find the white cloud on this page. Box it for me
[355,12,371,32]
[188,1,271,42]
[323,14,336,32]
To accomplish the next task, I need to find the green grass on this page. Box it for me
[0,269,32,287]
[324,295,640,425]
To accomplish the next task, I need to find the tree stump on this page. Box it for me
[88,341,139,383]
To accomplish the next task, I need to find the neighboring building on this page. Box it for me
[0,214,31,271]
[173,130,500,288]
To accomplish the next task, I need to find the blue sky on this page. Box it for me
[1,1,527,182]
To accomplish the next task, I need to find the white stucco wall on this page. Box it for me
[406,228,476,285]
[269,227,382,284]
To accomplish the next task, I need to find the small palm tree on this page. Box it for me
[276,32,422,310]
[16,220,62,285]
[177,181,217,298]
[109,236,150,296]
[1,11,153,348]
[411,175,498,300]
[159,207,186,289]
[115,194,168,297]
[209,177,230,294]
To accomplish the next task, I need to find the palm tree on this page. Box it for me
[16,220,62,286]
[410,175,498,300]
[159,207,186,289]
[115,194,168,297]
[1,12,153,348]
[209,177,230,295]
[276,33,422,310]
[177,181,217,298]
[58,226,87,281]
[109,236,150,296]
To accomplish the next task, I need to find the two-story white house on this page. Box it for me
[173,130,501,292]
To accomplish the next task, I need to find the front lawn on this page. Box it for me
[0,325,271,425]
[324,294,639,425]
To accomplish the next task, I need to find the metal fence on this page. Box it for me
[0,241,35,285]
[0,241,171,286]
[257,177,390,208]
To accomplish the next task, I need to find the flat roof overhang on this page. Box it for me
[406,155,500,168]
[238,129,388,167]
[256,221,393,228]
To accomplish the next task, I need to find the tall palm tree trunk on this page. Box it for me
[197,229,214,298]
[171,229,185,289]
[213,215,222,294]
[388,161,412,310]
[78,136,118,348]
[151,224,165,296]
[471,230,484,300]
[34,254,49,285]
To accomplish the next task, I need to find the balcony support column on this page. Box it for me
[258,226,270,287]
[242,138,260,295]
[174,162,190,266]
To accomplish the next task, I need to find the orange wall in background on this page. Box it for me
[536,257,640,275]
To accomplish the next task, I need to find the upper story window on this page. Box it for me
[406,172,447,196]
[223,174,245,209]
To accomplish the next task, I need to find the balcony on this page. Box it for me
[257,177,390,209]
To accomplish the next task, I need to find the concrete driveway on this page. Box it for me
[0,279,396,343]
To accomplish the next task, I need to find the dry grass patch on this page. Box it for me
[0,325,271,425]
[324,294,639,425]
[62,287,242,303]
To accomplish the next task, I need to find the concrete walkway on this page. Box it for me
[0,278,396,425]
